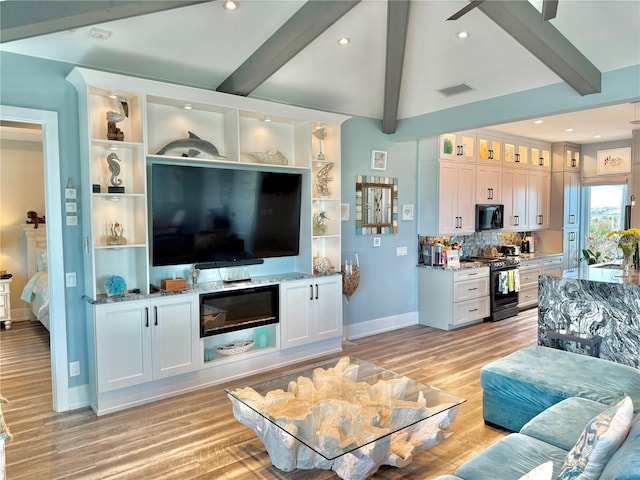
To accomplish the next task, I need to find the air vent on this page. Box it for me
[438,83,474,97]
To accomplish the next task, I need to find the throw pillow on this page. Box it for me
[558,396,633,480]
[518,460,553,480]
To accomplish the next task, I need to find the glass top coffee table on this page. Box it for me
[226,356,465,479]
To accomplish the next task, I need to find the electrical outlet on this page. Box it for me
[69,361,80,377]
[65,272,76,287]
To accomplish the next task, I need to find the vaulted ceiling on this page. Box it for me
[1,0,639,142]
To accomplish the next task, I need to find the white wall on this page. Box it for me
[0,135,45,316]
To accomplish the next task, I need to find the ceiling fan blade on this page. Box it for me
[542,0,559,20]
[447,0,485,21]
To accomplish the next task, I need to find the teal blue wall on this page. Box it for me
[2,50,638,390]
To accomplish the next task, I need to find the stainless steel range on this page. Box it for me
[470,255,520,321]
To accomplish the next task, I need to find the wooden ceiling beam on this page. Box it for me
[382,0,411,135]
[0,0,211,44]
[216,0,360,96]
[478,0,601,95]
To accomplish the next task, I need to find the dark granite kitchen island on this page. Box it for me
[538,264,640,369]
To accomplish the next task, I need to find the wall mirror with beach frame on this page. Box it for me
[355,176,398,235]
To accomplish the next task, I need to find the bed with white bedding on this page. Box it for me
[19,224,49,331]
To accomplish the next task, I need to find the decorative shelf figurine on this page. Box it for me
[106,95,128,141]
[313,210,328,236]
[106,222,127,246]
[313,124,327,161]
[315,163,333,197]
[106,152,125,193]
[248,150,288,165]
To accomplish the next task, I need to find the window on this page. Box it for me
[584,184,628,261]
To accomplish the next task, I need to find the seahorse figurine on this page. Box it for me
[106,152,123,192]
[106,95,128,141]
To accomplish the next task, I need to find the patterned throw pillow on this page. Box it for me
[518,461,553,480]
[558,396,633,480]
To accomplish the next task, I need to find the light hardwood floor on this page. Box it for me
[1,308,538,479]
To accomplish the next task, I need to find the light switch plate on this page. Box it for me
[397,246,407,256]
[373,237,381,247]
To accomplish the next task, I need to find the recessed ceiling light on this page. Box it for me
[223,0,239,11]
[457,31,469,39]
[534,120,543,124]
[184,103,193,110]
[594,135,602,138]
[338,37,351,46]
[566,128,574,132]
[89,27,111,40]
[264,116,272,123]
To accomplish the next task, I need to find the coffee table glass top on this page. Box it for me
[226,356,465,460]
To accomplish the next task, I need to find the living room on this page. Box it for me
[1,1,639,478]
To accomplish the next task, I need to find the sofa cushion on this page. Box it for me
[480,346,640,431]
[558,396,633,480]
[520,397,609,451]
[518,461,553,480]
[596,412,640,480]
[454,433,568,480]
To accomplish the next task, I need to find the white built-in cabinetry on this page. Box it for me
[420,129,551,235]
[418,267,490,330]
[517,254,563,309]
[280,276,341,348]
[67,67,348,415]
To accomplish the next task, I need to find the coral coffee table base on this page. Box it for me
[226,357,464,480]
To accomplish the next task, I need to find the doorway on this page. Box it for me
[0,106,69,412]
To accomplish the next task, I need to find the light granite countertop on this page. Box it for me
[546,263,640,286]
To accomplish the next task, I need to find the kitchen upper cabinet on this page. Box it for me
[439,132,475,161]
[503,138,529,168]
[476,165,502,204]
[438,161,476,234]
[527,170,550,230]
[552,142,581,172]
[502,168,528,230]
[477,134,502,164]
[530,144,551,170]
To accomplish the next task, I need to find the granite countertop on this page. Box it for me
[518,252,562,260]
[546,263,640,286]
[85,271,340,304]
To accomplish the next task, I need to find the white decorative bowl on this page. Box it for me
[216,340,255,356]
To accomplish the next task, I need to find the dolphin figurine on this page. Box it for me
[156,131,224,158]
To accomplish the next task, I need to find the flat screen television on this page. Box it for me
[150,163,302,267]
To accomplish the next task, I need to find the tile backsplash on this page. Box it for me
[418,231,530,260]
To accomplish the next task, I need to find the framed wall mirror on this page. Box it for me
[355,176,398,235]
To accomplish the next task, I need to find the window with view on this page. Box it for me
[583,184,628,263]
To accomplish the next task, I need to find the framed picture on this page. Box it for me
[341,203,349,221]
[596,147,631,175]
[371,150,387,171]
[401,204,414,221]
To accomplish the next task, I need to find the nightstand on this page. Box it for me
[0,277,11,330]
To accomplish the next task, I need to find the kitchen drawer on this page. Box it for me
[0,283,6,293]
[453,277,489,302]
[518,285,539,309]
[519,266,541,287]
[453,296,490,325]
[453,267,489,282]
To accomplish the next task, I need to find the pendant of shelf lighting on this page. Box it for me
[183,103,193,110]
[224,0,239,11]
[108,92,118,99]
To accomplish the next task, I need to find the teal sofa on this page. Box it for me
[434,346,640,480]
[435,397,640,479]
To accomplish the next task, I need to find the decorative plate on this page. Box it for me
[216,340,255,356]
[105,275,127,296]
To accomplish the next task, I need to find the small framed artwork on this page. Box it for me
[371,150,387,171]
[401,204,414,221]
[341,203,350,221]
[596,147,632,175]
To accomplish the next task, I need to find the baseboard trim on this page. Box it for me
[346,311,418,340]
[67,384,90,411]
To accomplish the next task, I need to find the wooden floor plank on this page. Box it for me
[1,309,538,479]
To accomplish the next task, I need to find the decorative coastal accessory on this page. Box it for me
[313,254,332,275]
[606,228,640,276]
[156,131,223,158]
[106,95,128,141]
[216,340,254,356]
[315,163,333,196]
[106,222,127,246]
[313,210,328,236]
[341,252,360,344]
[106,152,125,193]
[248,150,288,165]
[105,275,127,296]
[313,124,327,160]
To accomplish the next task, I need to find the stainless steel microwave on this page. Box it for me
[476,204,504,231]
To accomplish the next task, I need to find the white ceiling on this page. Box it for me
[2,0,639,144]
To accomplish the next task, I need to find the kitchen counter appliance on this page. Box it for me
[470,255,520,321]
[422,244,444,266]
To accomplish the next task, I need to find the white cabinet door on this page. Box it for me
[439,132,475,161]
[528,170,550,230]
[564,229,580,274]
[280,276,341,348]
[477,134,502,164]
[502,168,528,230]
[456,163,476,233]
[313,276,341,340]
[564,172,580,227]
[438,162,460,233]
[95,301,152,392]
[151,295,199,379]
[476,165,502,204]
[280,279,314,348]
